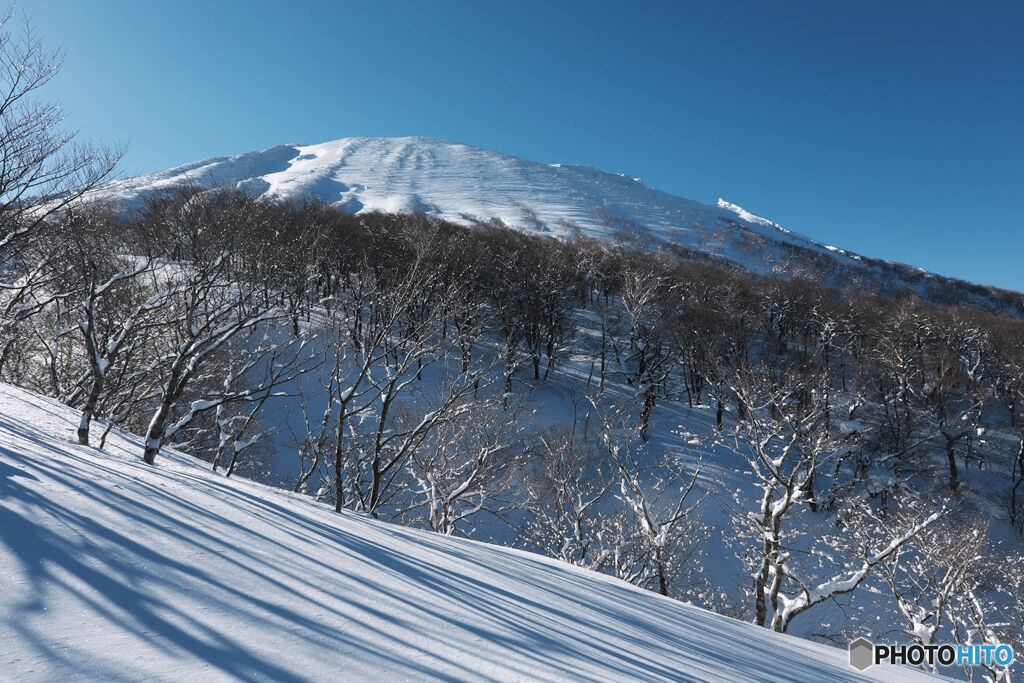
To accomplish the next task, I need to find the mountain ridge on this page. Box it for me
[97,136,1022,309]
[99,136,853,268]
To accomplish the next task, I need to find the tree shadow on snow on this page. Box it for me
[0,407,884,682]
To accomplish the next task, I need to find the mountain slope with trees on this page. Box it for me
[0,382,938,682]
[1,13,1021,681]
[97,136,1024,317]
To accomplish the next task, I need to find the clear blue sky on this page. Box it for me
[23,0,1024,290]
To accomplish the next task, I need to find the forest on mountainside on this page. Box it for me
[4,183,1024,679]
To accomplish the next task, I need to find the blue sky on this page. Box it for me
[23,1,1024,290]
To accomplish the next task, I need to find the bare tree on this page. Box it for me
[519,421,616,570]
[135,191,284,465]
[294,256,485,515]
[718,363,943,632]
[596,401,709,599]
[1010,437,1024,534]
[400,395,526,536]
[873,511,1024,681]
[162,330,313,476]
[619,264,678,440]
[0,12,120,376]
[43,206,165,445]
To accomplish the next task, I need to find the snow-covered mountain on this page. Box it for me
[0,382,935,681]
[97,136,1024,309]
[99,136,876,276]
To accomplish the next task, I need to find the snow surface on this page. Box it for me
[0,382,940,681]
[98,136,865,277]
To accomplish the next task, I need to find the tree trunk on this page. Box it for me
[332,408,349,512]
[504,335,515,395]
[143,399,173,465]
[640,386,654,441]
[77,370,105,446]
[944,432,959,490]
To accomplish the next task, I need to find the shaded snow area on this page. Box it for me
[99,136,864,277]
[0,383,938,682]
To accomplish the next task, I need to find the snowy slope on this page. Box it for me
[0,382,938,682]
[99,136,870,278]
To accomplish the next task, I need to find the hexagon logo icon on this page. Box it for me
[849,637,874,671]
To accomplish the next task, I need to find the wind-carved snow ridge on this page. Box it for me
[0,382,934,681]
[717,198,795,235]
[716,197,859,259]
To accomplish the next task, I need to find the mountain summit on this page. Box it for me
[100,136,1021,310]
[102,137,858,273]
